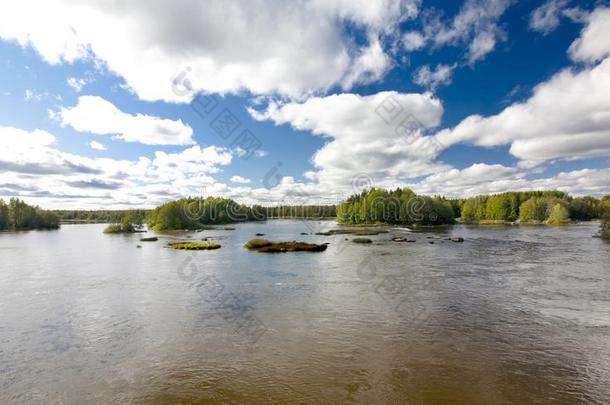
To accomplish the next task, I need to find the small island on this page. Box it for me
[168,242,221,250]
[244,239,328,253]
[103,212,146,234]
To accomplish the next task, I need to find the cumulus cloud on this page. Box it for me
[433,9,610,164]
[58,96,194,145]
[0,126,236,208]
[89,140,106,151]
[250,91,449,194]
[230,175,251,184]
[568,7,610,63]
[0,0,420,101]
[412,63,457,91]
[411,164,610,197]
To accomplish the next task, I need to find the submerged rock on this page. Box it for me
[352,238,373,244]
[451,237,465,242]
[140,237,158,242]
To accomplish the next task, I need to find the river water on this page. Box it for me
[1,221,609,404]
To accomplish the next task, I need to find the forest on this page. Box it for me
[457,191,609,224]
[336,188,610,227]
[336,188,455,225]
[0,198,59,231]
[54,209,150,223]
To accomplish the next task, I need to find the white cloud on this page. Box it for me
[411,164,610,198]
[24,89,58,102]
[433,9,610,164]
[0,125,236,208]
[59,96,194,145]
[66,77,93,92]
[230,175,251,184]
[412,63,457,91]
[1,124,607,209]
[250,91,449,194]
[0,0,420,102]
[530,0,589,35]
[403,31,426,51]
[529,0,569,35]
[408,0,512,64]
[89,140,106,151]
[568,7,610,63]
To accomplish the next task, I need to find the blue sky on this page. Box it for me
[0,0,609,209]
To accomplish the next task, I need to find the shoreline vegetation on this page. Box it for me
[103,211,147,234]
[0,198,59,231]
[6,190,609,240]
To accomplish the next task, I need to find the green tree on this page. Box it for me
[546,203,570,225]
[461,197,487,222]
[519,197,548,222]
[485,194,512,221]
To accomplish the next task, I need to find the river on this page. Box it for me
[1,221,609,404]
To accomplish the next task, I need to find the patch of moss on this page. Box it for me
[244,239,327,253]
[352,238,373,244]
[168,242,221,250]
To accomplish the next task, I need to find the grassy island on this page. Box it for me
[244,239,328,253]
[168,242,221,250]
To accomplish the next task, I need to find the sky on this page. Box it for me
[0,0,609,209]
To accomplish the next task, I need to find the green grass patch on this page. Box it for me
[168,242,221,250]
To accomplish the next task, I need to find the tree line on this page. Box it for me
[337,188,455,225]
[336,188,610,227]
[0,198,59,231]
[457,191,610,224]
[53,209,150,223]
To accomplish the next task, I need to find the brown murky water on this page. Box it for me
[1,221,609,404]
